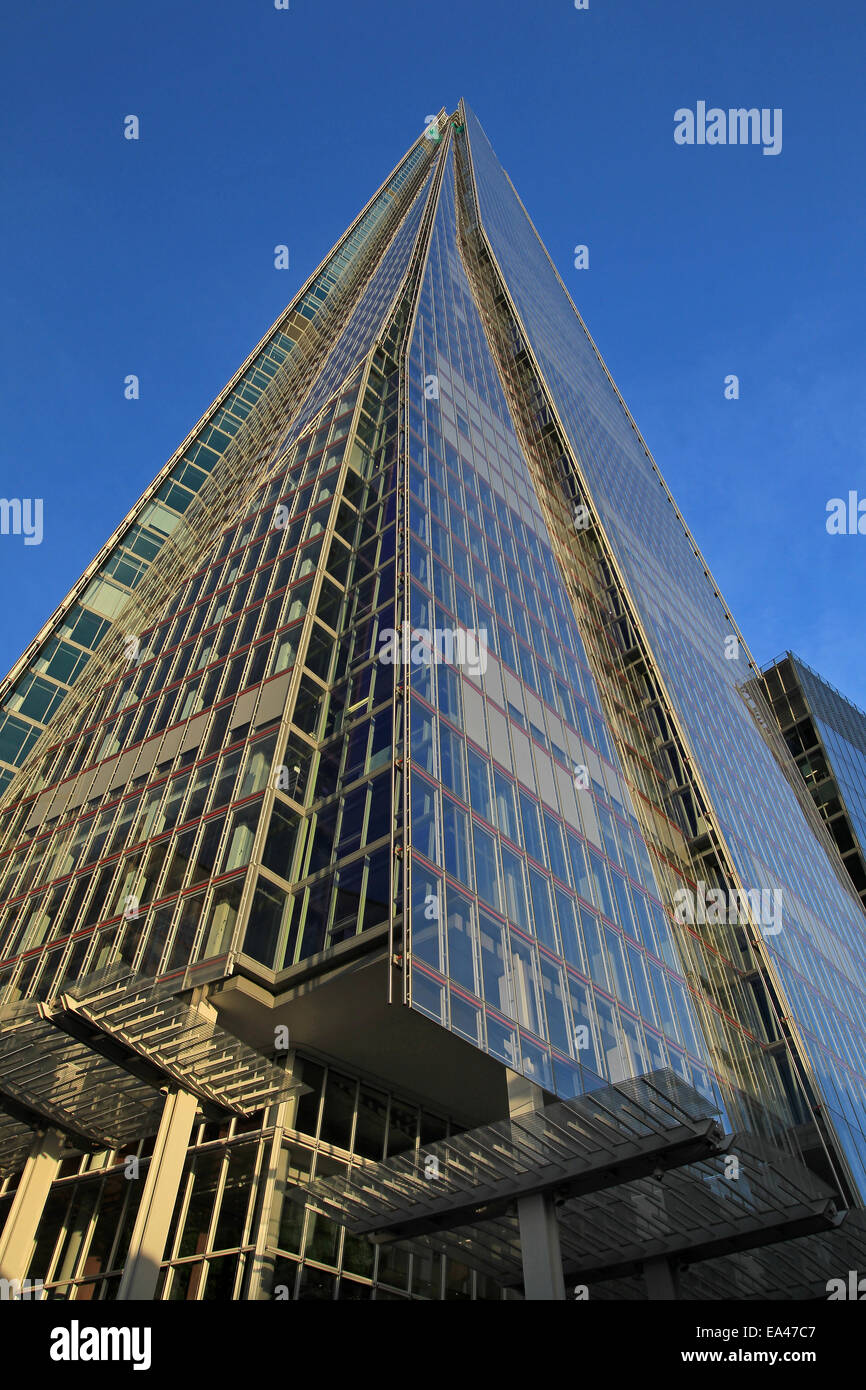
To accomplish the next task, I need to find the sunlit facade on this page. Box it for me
[0,104,864,1302]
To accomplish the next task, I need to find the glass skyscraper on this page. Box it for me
[0,103,865,1302]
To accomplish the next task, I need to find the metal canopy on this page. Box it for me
[672,1206,866,1301]
[0,1106,56,1177]
[292,1068,856,1299]
[553,1130,842,1284]
[50,969,302,1116]
[593,1206,866,1301]
[0,967,303,1167]
[0,1002,164,1153]
[292,1070,728,1243]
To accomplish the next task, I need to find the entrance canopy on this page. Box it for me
[0,967,303,1164]
[292,1069,855,1299]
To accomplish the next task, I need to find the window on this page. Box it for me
[262,802,300,881]
[528,867,558,952]
[437,665,462,724]
[411,773,440,864]
[223,801,261,873]
[439,724,466,802]
[442,797,472,888]
[501,845,530,931]
[446,888,477,994]
[472,822,500,911]
[410,699,435,776]
[199,878,243,961]
[412,862,444,970]
[509,932,542,1036]
[478,909,511,1013]
[543,812,571,885]
[519,792,546,866]
[244,880,288,966]
[466,748,492,823]
[239,734,277,799]
[554,888,584,972]
[494,771,520,843]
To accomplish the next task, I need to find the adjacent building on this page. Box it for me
[764,653,866,908]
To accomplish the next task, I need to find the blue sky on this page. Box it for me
[2,0,865,703]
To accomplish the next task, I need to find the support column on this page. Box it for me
[117,1087,198,1301]
[516,1191,567,1301]
[0,1127,64,1285]
[507,1070,566,1301]
[246,1049,300,1300]
[644,1255,680,1300]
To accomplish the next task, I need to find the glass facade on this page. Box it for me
[403,145,717,1106]
[0,137,443,1003]
[455,100,866,1199]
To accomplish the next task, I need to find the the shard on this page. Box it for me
[0,104,864,1302]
